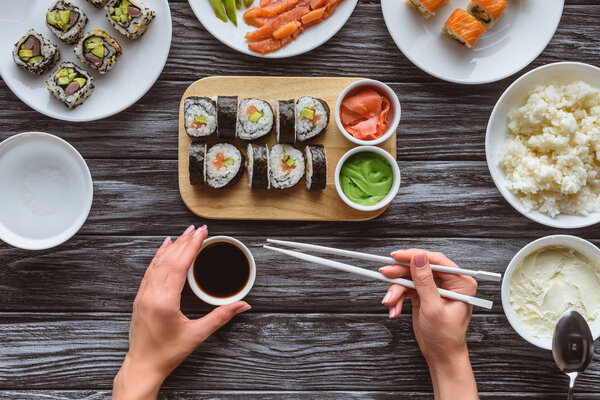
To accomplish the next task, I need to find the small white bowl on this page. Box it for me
[335,79,401,146]
[187,236,256,306]
[501,235,600,350]
[0,132,93,250]
[334,146,401,212]
[486,62,600,229]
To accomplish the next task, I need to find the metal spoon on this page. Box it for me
[552,311,594,400]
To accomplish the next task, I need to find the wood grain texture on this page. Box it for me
[178,76,396,221]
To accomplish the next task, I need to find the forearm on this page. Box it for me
[113,354,165,400]
[426,348,479,400]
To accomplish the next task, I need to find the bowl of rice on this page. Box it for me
[486,62,600,228]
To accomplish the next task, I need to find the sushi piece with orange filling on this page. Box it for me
[442,9,486,49]
[467,0,507,29]
[405,0,447,19]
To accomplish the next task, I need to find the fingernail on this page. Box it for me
[193,225,207,237]
[415,253,428,268]
[388,306,395,319]
[379,266,392,272]
[183,225,195,236]
[199,224,207,231]
[236,304,251,314]
[382,291,392,304]
[391,250,404,256]
[160,237,171,248]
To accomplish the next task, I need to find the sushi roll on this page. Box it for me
[247,143,270,189]
[12,30,60,75]
[276,99,296,144]
[217,96,238,139]
[105,0,156,40]
[87,0,110,7]
[467,0,507,29]
[305,145,327,190]
[75,30,122,75]
[184,97,217,138]
[269,144,305,189]
[406,0,447,19]
[237,99,274,141]
[189,141,207,185]
[442,9,486,49]
[45,0,88,45]
[205,143,245,189]
[45,62,94,109]
[295,96,329,142]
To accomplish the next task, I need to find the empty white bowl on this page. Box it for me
[335,79,401,146]
[0,132,93,250]
[486,62,600,229]
[334,146,401,212]
[501,235,600,350]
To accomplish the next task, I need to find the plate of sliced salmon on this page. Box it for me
[188,0,357,57]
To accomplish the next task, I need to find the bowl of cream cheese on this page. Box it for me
[502,235,600,350]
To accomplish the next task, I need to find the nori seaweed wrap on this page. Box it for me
[105,0,156,40]
[276,99,296,144]
[305,145,327,190]
[12,29,60,75]
[189,141,207,185]
[217,96,238,140]
[247,143,270,189]
[46,0,88,44]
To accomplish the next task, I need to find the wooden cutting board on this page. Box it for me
[178,76,397,221]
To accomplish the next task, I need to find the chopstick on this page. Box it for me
[264,245,493,310]
[266,239,501,282]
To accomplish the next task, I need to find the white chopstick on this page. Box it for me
[266,239,501,282]
[264,245,493,310]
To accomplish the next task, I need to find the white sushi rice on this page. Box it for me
[185,98,217,137]
[237,99,273,140]
[295,97,328,141]
[305,146,314,189]
[269,144,305,189]
[206,143,243,188]
[498,81,600,217]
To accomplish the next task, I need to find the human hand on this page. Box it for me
[113,225,251,400]
[380,249,478,400]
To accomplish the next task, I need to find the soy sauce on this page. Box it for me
[193,242,250,298]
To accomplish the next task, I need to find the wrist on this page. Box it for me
[426,346,478,400]
[113,354,167,400]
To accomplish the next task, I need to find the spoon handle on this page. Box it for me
[567,372,577,400]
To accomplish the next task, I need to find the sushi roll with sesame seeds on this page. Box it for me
[105,0,155,39]
[184,97,217,138]
[295,96,329,142]
[75,30,122,75]
[237,99,274,141]
[45,0,88,44]
[45,62,94,109]
[269,144,304,189]
[12,29,60,75]
[247,143,270,189]
[205,143,245,189]
[305,145,327,190]
[86,0,110,7]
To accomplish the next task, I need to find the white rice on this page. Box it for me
[295,97,328,141]
[206,143,243,188]
[185,98,217,137]
[498,81,600,217]
[237,99,274,140]
[269,144,305,189]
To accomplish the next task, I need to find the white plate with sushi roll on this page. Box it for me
[188,0,358,58]
[381,0,564,84]
[0,0,172,121]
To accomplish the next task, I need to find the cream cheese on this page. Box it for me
[509,246,600,339]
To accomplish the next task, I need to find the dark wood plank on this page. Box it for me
[1,313,599,393]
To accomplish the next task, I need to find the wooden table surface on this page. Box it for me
[1,0,599,398]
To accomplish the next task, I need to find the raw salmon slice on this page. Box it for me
[245,6,309,40]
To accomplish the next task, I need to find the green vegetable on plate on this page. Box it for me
[224,0,238,26]
[209,0,228,22]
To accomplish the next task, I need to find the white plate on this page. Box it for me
[0,132,93,250]
[381,0,564,84]
[188,0,357,58]
[486,62,600,229]
[0,0,172,122]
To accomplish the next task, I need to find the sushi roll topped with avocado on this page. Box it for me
[12,29,60,75]
[45,62,95,109]
[46,0,88,44]
[295,96,330,142]
[106,0,156,40]
[75,30,122,75]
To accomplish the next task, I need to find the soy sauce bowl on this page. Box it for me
[187,236,256,306]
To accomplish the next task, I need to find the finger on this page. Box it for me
[147,237,173,274]
[388,297,404,319]
[410,252,442,310]
[392,249,459,269]
[382,284,408,306]
[179,225,208,271]
[378,265,411,279]
[163,226,209,295]
[190,301,251,344]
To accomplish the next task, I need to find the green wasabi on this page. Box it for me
[339,152,393,206]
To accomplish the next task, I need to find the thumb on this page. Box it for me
[190,301,251,344]
[410,252,442,309]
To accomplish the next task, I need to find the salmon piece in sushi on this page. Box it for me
[467,0,507,29]
[442,9,486,49]
[406,0,446,19]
